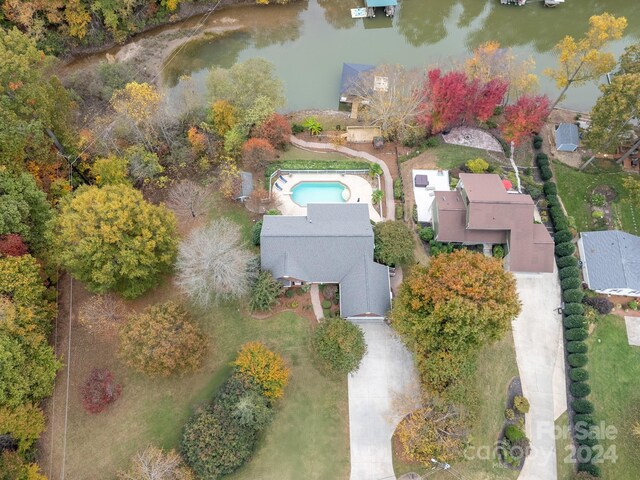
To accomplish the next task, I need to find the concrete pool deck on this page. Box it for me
[273,173,382,221]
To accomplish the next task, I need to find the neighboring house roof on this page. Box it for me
[555,123,579,152]
[432,173,554,273]
[580,230,640,292]
[365,0,398,6]
[260,204,391,318]
[236,171,253,199]
[340,63,375,97]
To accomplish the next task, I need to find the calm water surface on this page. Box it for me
[162,0,639,111]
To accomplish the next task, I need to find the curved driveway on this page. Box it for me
[289,136,396,220]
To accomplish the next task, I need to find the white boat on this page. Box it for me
[544,0,565,6]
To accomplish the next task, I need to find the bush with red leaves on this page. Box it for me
[0,234,28,257]
[80,368,122,414]
[582,296,613,315]
[254,113,292,150]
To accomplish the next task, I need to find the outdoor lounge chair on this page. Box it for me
[275,183,283,191]
[279,175,288,183]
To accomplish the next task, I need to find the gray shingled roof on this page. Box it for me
[580,230,640,291]
[238,171,254,199]
[261,204,391,318]
[555,123,579,152]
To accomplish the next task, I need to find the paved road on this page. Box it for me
[512,272,567,480]
[348,322,418,480]
[289,136,396,220]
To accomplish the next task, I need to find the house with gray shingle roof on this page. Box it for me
[578,230,640,297]
[260,203,391,320]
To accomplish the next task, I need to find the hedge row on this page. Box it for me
[542,165,600,476]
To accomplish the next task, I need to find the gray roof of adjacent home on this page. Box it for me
[555,123,580,152]
[238,171,253,199]
[340,63,375,96]
[580,230,640,291]
[260,203,391,318]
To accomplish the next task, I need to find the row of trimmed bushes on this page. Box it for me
[545,163,601,477]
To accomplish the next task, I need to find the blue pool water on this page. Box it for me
[291,182,348,206]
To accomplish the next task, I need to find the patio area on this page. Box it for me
[273,172,382,221]
[412,169,450,223]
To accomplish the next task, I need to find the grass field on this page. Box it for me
[393,332,519,480]
[555,412,575,480]
[554,161,638,235]
[587,314,640,479]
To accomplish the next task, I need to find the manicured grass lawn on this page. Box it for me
[587,314,640,479]
[554,161,638,234]
[279,146,355,163]
[555,412,575,480]
[58,305,348,480]
[393,333,519,480]
[432,144,500,171]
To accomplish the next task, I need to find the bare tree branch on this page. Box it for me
[166,180,212,220]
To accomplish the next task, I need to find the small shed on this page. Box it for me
[555,123,579,152]
[236,171,253,201]
[340,63,375,103]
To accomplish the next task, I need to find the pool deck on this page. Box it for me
[274,173,382,222]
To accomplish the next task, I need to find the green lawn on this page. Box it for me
[433,144,501,170]
[554,161,638,235]
[393,333,519,480]
[555,412,575,480]
[587,314,640,479]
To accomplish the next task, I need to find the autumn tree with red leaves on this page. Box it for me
[500,95,551,145]
[0,234,28,257]
[419,69,507,134]
[254,114,291,150]
[241,138,276,171]
[80,369,122,414]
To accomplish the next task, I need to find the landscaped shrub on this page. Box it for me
[546,194,560,207]
[250,271,283,312]
[493,244,505,259]
[583,297,613,315]
[533,137,543,149]
[569,368,589,382]
[312,317,366,375]
[233,342,290,399]
[577,462,601,477]
[554,230,573,244]
[543,182,558,196]
[564,289,585,304]
[504,408,515,420]
[395,204,404,220]
[572,399,594,414]
[418,226,434,242]
[465,158,490,173]
[393,178,403,200]
[251,221,262,246]
[80,368,122,414]
[564,315,587,328]
[557,255,578,268]
[321,299,331,309]
[540,166,553,181]
[564,303,585,316]
[291,123,304,134]
[566,328,588,341]
[559,266,580,280]
[513,395,530,414]
[629,300,639,310]
[561,277,581,290]
[550,205,566,222]
[573,414,594,425]
[322,285,338,300]
[553,217,569,231]
[373,221,415,266]
[568,353,588,367]
[504,424,526,443]
[555,242,576,258]
[536,152,549,162]
[567,341,588,354]
[577,437,599,448]
[181,407,256,478]
[570,382,591,398]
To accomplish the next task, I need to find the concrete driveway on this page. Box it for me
[348,322,418,480]
[512,272,567,480]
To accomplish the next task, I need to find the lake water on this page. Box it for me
[160,0,639,112]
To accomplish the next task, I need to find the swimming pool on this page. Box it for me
[291,181,349,206]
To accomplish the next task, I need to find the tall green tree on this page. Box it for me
[373,221,415,266]
[0,167,53,252]
[544,13,627,109]
[0,28,75,170]
[54,184,178,299]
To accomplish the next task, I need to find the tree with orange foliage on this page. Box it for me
[500,95,550,146]
[254,113,291,150]
[187,126,208,156]
[233,342,289,399]
[391,249,520,393]
[241,138,276,171]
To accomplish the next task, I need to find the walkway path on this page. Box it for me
[309,284,324,321]
[348,322,418,480]
[290,136,395,220]
[512,272,567,480]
